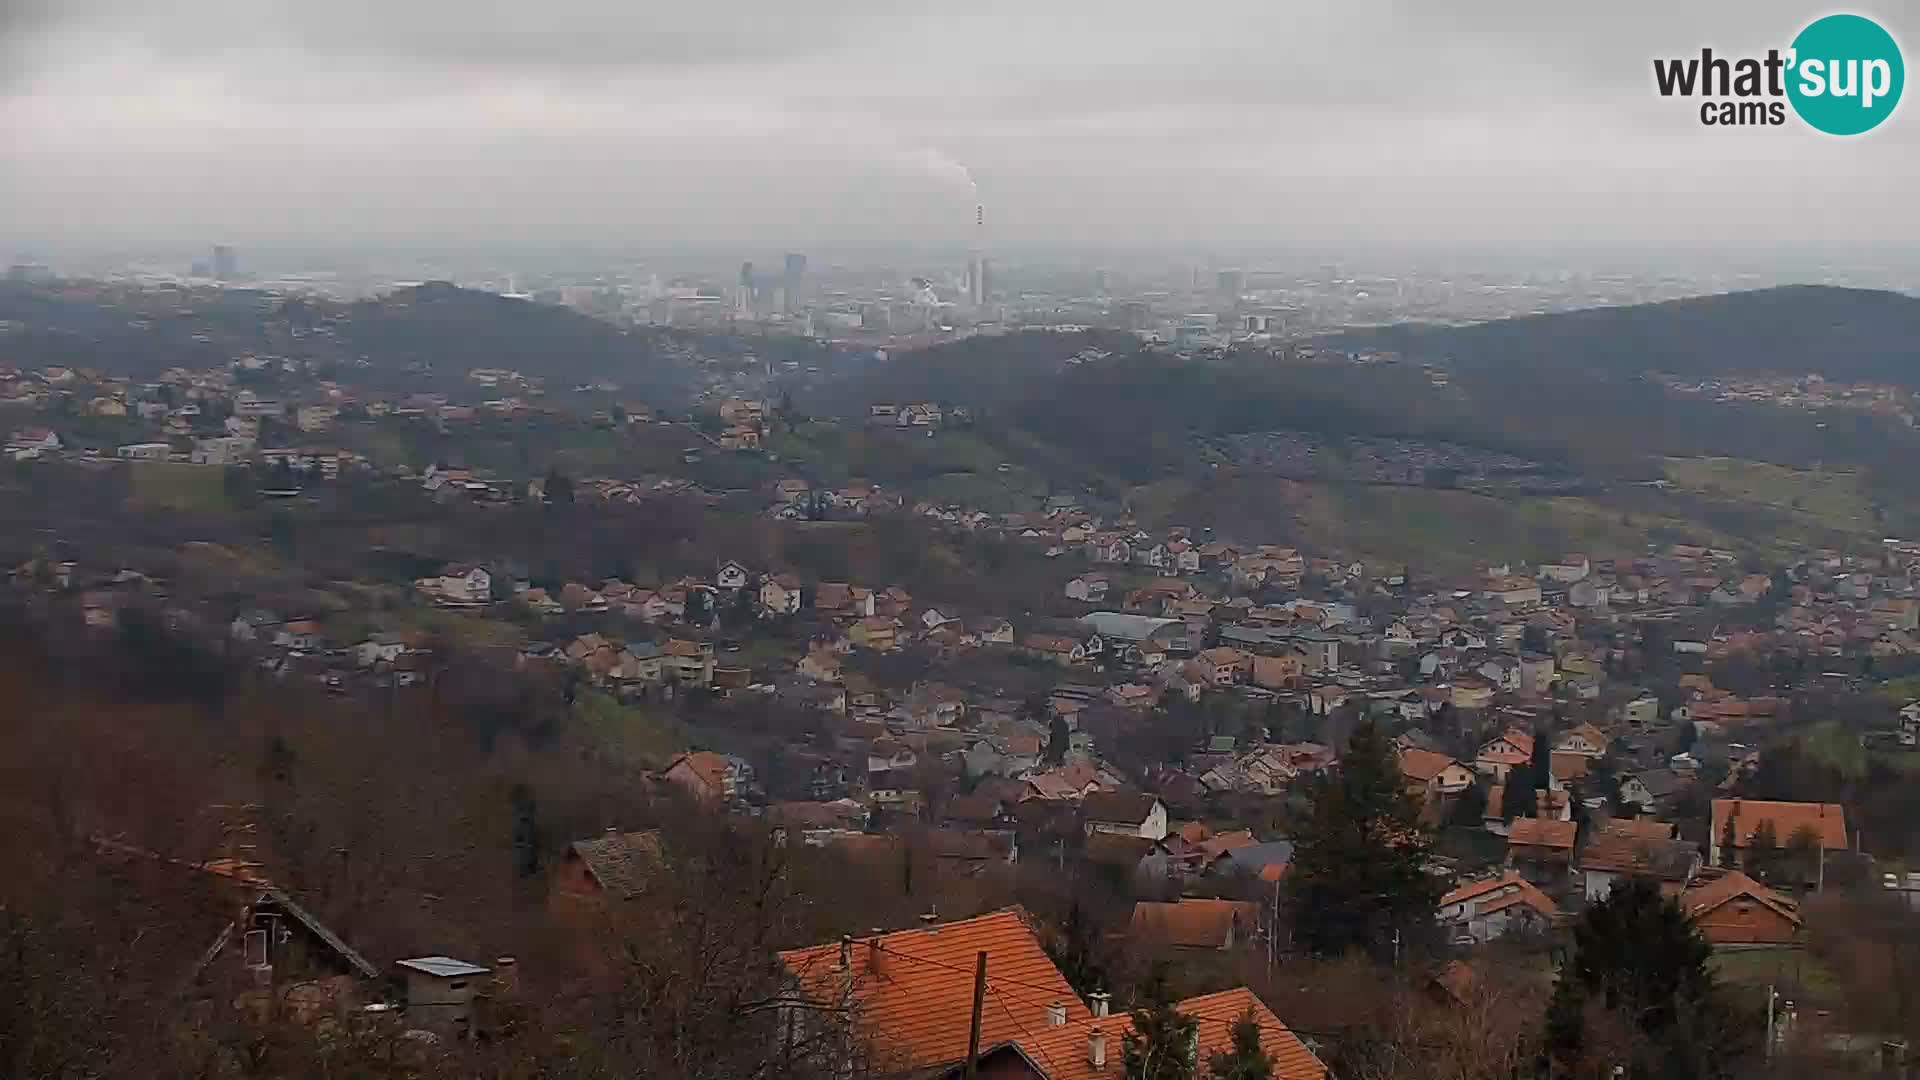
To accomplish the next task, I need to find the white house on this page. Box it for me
[1577,831,1700,903]
[759,574,802,617]
[1081,792,1168,841]
[191,435,256,465]
[715,560,751,592]
[6,427,61,460]
[1065,574,1110,603]
[355,634,410,667]
[116,442,172,461]
[419,566,492,606]
[1537,555,1590,584]
[1437,872,1559,943]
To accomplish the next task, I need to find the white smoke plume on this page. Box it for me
[901,146,977,200]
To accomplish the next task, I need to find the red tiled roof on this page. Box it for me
[1559,723,1610,750]
[1129,898,1258,949]
[1681,870,1803,942]
[1485,729,1535,756]
[778,909,1087,1072]
[1604,818,1676,840]
[666,751,730,794]
[1549,752,1591,782]
[1013,987,1326,1080]
[1710,799,1848,851]
[1081,790,1159,825]
[1576,832,1699,881]
[1439,870,1544,910]
[1507,817,1577,851]
[1196,829,1257,860]
[1399,748,1463,783]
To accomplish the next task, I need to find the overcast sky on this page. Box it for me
[2,0,1915,259]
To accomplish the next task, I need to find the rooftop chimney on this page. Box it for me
[919,911,939,929]
[838,934,853,970]
[868,929,885,975]
[1090,990,1111,1018]
[1088,1027,1107,1069]
[491,956,519,997]
[1047,1001,1067,1027]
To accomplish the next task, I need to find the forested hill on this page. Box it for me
[0,281,722,401]
[339,282,650,379]
[830,289,1920,491]
[1339,285,1920,385]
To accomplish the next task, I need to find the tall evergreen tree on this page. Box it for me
[1208,1007,1274,1080]
[1503,773,1539,822]
[1046,713,1070,766]
[1529,726,1553,790]
[1123,966,1197,1080]
[1717,815,1740,869]
[1542,877,1755,1078]
[543,465,574,506]
[1503,728,1551,822]
[1285,719,1440,958]
[1046,900,1108,998]
[1747,819,1779,880]
[509,783,541,878]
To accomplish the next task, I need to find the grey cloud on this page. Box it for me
[2,0,1917,258]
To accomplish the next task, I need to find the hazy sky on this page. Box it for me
[2,0,1916,258]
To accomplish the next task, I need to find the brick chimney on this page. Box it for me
[1088,1027,1107,1070]
[1047,1001,1066,1026]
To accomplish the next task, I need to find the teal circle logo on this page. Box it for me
[1787,14,1904,135]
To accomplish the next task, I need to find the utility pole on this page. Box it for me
[963,950,987,1080]
[1765,983,1778,1061]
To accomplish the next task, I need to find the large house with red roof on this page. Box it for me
[777,908,1326,1079]
[1681,870,1804,947]
[1708,799,1848,870]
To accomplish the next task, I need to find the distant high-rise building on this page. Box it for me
[782,253,807,315]
[212,244,238,281]
[1215,268,1245,300]
[736,260,755,320]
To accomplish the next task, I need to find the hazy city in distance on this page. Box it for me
[10,4,1920,1080]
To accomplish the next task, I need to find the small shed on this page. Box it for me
[396,956,491,1038]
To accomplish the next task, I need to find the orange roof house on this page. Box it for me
[663,751,737,803]
[1506,817,1578,882]
[1681,870,1804,946]
[1576,832,1701,900]
[1128,898,1261,950]
[1709,799,1847,867]
[779,909,1085,1075]
[778,909,1325,1079]
[983,986,1326,1080]
[1437,871,1560,942]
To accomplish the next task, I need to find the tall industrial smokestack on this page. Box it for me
[967,203,988,309]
